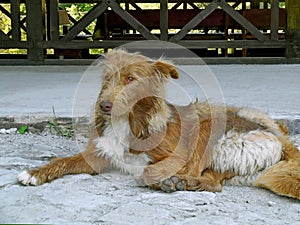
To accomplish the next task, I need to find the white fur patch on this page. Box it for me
[148,105,171,134]
[17,171,37,186]
[212,130,282,185]
[94,118,150,176]
[224,172,263,186]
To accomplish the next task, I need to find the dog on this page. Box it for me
[18,49,300,200]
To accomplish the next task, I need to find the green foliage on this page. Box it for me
[60,3,95,12]
[60,3,96,35]
[49,106,74,138]
[0,4,10,33]
[18,125,28,134]
[279,2,285,8]
[0,4,13,54]
[0,3,27,54]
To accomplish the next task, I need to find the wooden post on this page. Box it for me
[242,1,247,57]
[251,0,260,9]
[286,0,300,58]
[160,0,168,41]
[48,0,59,41]
[26,0,45,61]
[271,0,279,40]
[10,0,21,41]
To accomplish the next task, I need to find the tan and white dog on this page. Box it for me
[18,50,300,200]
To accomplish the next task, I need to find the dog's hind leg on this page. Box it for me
[18,128,110,186]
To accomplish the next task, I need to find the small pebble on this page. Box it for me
[0,129,6,134]
[109,185,119,191]
[268,201,276,206]
[9,128,18,133]
[0,128,17,134]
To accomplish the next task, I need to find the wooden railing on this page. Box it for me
[0,0,299,62]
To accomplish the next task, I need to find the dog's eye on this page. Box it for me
[126,76,136,84]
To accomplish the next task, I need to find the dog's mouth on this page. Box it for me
[103,111,111,116]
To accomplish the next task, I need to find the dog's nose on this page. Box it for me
[100,101,113,114]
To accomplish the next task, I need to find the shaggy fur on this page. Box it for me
[18,50,300,200]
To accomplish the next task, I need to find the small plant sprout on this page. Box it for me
[49,106,74,138]
[18,125,28,134]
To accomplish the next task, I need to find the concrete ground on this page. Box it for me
[0,64,300,224]
[0,64,300,119]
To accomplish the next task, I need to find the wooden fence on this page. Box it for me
[0,0,299,62]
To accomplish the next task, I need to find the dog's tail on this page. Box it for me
[255,137,300,200]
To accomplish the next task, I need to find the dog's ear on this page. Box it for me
[153,61,179,79]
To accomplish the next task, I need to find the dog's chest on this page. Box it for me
[94,119,150,176]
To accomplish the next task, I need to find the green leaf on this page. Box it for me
[18,125,28,134]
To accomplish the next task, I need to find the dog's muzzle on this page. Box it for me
[100,101,113,115]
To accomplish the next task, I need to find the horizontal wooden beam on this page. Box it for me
[38,40,130,48]
[37,40,287,49]
[177,40,287,48]
[0,41,33,48]
[0,57,298,66]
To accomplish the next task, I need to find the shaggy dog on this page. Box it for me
[18,50,300,200]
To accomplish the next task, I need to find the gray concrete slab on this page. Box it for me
[0,66,84,117]
[0,64,299,119]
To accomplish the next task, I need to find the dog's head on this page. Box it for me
[97,49,179,120]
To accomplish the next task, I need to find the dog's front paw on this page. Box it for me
[18,171,39,186]
[160,176,186,192]
[134,175,147,187]
[184,178,222,192]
